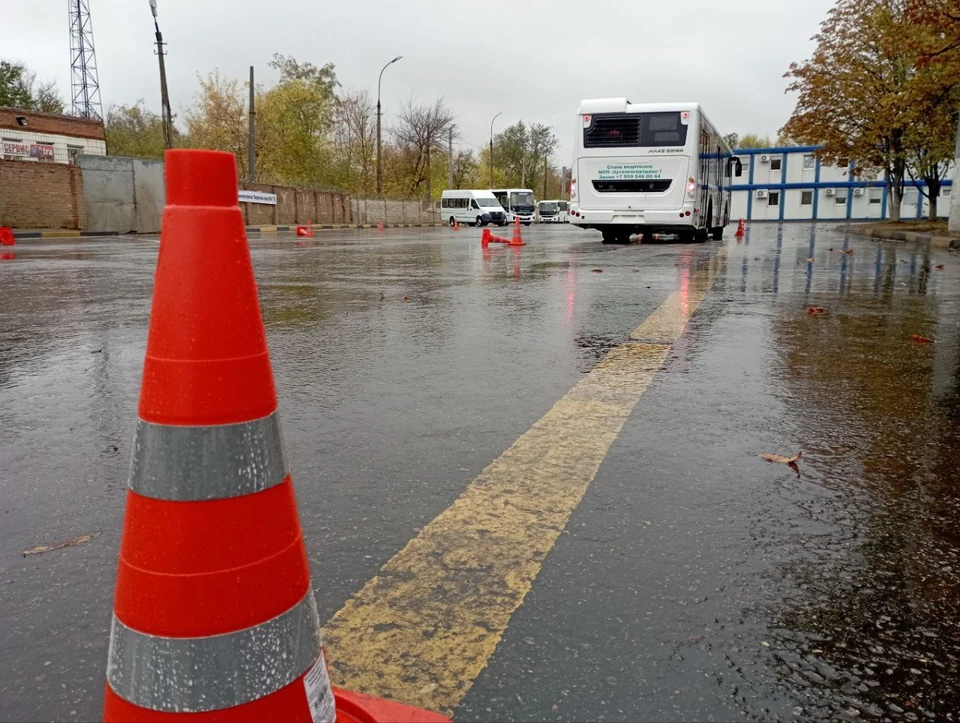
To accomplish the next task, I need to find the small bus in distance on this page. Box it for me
[536,200,560,223]
[440,190,507,227]
[569,99,742,243]
[492,188,536,225]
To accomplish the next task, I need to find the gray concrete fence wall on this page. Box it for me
[77,155,165,234]
[351,198,441,225]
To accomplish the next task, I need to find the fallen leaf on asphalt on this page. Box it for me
[843,249,854,254]
[911,334,934,344]
[935,264,944,270]
[806,257,815,262]
[23,531,102,557]
[591,268,603,273]
[402,295,409,301]
[806,307,827,315]
[760,451,802,464]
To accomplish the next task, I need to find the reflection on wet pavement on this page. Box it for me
[0,224,957,722]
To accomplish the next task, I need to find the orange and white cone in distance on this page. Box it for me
[735,218,745,237]
[454,219,459,231]
[377,220,384,232]
[103,149,334,722]
[509,217,525,246]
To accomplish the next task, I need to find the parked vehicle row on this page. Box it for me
[440,190,570,227]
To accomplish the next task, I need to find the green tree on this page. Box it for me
[104,101,168,158]
[736,134,774,149]
[722,132,739,150]
[493,121,558,193]
[0,59,64,113]
[184,70,248,176]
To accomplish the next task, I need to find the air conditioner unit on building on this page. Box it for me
[825,188,836,196]
[853,188,864,196]
[756,190,767,199]
[760,155,770,163]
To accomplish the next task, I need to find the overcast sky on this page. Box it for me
[4,0,834,165]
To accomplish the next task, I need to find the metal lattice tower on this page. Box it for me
[68,0,102,119]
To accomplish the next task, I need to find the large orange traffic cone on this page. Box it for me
[481,228,491,247]
[509,216,525,246]
[735,218,745,237]
[104,150,448,723]
[0,226,14,246]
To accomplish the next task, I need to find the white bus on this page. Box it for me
[492,188,536,225]
[557,200,569,223]
[536,200,560,223]
[569,99,742,243]
[440,190,507,227]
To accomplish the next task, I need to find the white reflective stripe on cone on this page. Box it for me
[106,590,323,713]
[129,412,289,501]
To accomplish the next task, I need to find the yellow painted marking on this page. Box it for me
[630,246,730,341]
[322,246,731,716]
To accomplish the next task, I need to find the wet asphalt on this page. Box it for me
[0,223,958,722]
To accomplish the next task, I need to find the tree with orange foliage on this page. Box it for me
[782,0,958,222]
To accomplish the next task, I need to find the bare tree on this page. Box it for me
[334,89,376,194]
[392,98,455,199]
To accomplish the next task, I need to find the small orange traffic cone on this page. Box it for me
[103,149,449,723]
[377,220,384,233]
[735,218,745,237]
[296,218,314,237]
[509,216,525,246]
[0,227,14,246]
[454,219,459,231]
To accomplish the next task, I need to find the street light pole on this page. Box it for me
[489,111,502,188]
[376,55,402,197]
[148,0,173,150]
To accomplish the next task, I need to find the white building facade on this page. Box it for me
[730,146,954,222]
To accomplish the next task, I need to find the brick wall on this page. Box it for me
[0,106,106,140]
[0,159,85,229]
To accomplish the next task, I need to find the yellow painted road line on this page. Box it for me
[630,246,730,342]
[40,230,81,238]
[322,246,731,716]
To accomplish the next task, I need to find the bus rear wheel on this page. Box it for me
[601,228,630,244]
[449,216,457,227]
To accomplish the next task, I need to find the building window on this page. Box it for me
[770,158,782,171]
[768,191,780,206]
[801,190,813,206]
[835,192,848,205]
[803,154,815,170]
[869,188,882,205]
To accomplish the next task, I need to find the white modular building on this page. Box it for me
[730,146,953,222]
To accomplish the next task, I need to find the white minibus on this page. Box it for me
[440,190,508,227]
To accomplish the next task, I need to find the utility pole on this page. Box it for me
[543,153,548,199]
[950,113,960,234]
[448,126,454,189]
[376,55,403,197]
[248,66,256,183]
[149,0,173,150]
[489,111,502,188]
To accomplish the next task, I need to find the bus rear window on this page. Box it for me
[584,112,688,149]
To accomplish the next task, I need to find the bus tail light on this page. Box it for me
[686,177,696,198]
[570,179,577,200]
